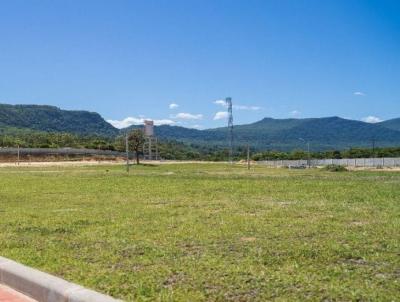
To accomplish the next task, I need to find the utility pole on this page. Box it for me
[125,132,129,173]
[226,97,234,164]
[247,144,250,170]
[299,138,311,168]
[17,144,20,166]
[372,138,376,158]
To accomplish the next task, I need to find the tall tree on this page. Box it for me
[128,129,146,164]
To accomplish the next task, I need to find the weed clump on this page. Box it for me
[322,164,348,172]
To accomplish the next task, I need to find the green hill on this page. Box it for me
[379,118,400,132]
[0,104,118,136]
[1,103,399,151]
[143,117,400,151]
[226,116,400,150]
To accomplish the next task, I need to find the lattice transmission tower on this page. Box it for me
[226,97,234,163]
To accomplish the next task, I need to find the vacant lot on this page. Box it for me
[0,164,399,301]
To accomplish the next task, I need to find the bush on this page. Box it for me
[322,164,348,172]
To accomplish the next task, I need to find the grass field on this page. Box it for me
[0,163,399,301]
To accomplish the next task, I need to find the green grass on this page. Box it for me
[0,163,399,301]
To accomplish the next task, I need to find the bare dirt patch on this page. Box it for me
[240,237,257,242]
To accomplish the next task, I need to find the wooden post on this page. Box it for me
[156,137,159,161]
[125,133,129,173]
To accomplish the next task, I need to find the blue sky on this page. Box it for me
[0,0,399,129]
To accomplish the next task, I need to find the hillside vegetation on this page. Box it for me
[145,117,400,151]
[2,125,400,160]
[380,118,400,131]
[1,103,400,151]
[0,104,118,136]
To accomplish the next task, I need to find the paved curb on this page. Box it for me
[0,256,122,302]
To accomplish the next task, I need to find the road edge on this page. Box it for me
[0,256,122,302]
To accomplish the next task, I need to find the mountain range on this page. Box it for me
[1,103,399,151]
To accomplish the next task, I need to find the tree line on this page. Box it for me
[1,127,400,161]
[251,147,400,160]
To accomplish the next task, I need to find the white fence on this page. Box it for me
[259,157,400,168]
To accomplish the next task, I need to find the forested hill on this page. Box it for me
[142,117,400,151]
[0,104,118,136]
[379,118,400,132]
[1,103,400,151]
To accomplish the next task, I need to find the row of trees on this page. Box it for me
[0,129,115,150]
[1,127,400,161]
[251,147,400,161]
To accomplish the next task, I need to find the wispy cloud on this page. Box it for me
[214,100,261,111]
[354,91,366,96]
[172,112,203,120]
[233,105,261,111]
[214,100,226,107]
[188,124,203,129]
[213,111,229,120]
[362,116,383,123]
[107,117,175,129]
[153,119,176,126]
[290,110,301,117]
[169,103,179,109]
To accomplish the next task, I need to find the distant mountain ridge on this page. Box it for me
[0,104,118,136]
[0,103,399,150]
[379,118,400,132]
[145,117,400,150]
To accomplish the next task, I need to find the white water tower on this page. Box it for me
[143,120,158,160]
[144,120,154,137]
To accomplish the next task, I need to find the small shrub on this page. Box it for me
[322,164,348,172]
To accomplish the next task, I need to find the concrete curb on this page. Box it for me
[0,256,122,302]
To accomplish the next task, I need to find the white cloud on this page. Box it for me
[172,112,203,120]
[107,117,175,129]
[153,119,176,126]
[188,124,203,129]
[354,91,366,96]
[213,111,229,120]
[233,105,261,111]
[290,110,301,117]
[214,100,228,107]
[169,103,179,109]
[214,99,261,110]
[107,117,143,128]
[362,116,383,123]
